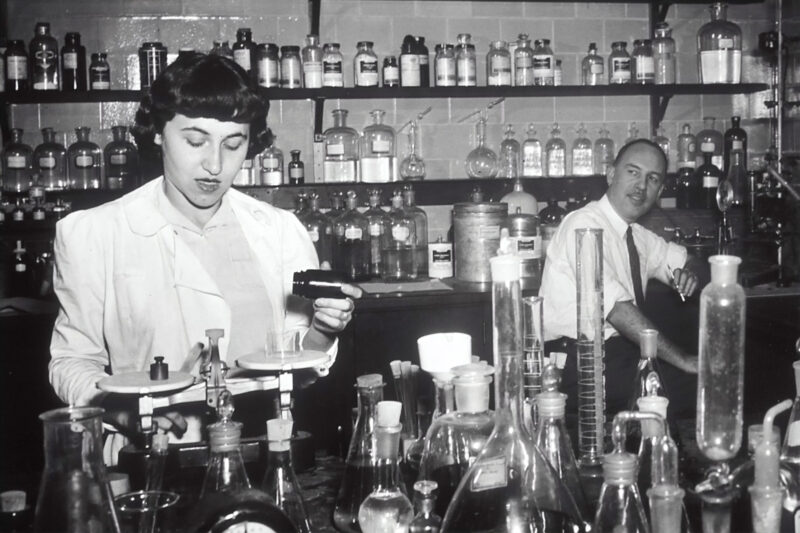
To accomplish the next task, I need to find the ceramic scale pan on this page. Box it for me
[236,349,329,372]
[97,371,195,395]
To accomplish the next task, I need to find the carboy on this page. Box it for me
[261,418,311,533]
[361,109,396,183]
[697,2,742,84]
[324,108,359,182]
[465,116,498,179]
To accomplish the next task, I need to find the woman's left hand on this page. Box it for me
[311,283,363,336]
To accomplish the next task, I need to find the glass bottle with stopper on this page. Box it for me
[361,109,396,183]
[593,452,649,532]
[358,401,414,533]
[382,191,417,281]
[303,192,334,267]
[334,191,371,282]
[400,120,426,181]
[323,108,359,183]
[34,127,67,191]
[498,124,520,179]
[410,480,442,533]
[364,189,390,279]
[571,123,593,176]
[465,115,498,179]
[594,126,615,176]
[3,128,33,193]
[261,418,311,533]
[104,125,139,190]
[67,127,102,189]
[545,123,566,177]
[521,124,543,178]
[697,2,742,84]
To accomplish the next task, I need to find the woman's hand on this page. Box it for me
[310,283,363,336]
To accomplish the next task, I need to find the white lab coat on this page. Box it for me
[49,177,328,408]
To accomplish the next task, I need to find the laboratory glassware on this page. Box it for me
[61,32,87,91]
[749,400,792,533]
[465,116,498,179]
[697,2,742,84]
[334,191,371,282]
[514,34,534,87]
[401,35,421,87]
[104,125,139,190]
[361,109,396,183]
[533,39,555,86]
[653,127,670,171]
[723,116,747,175]
[435,43,456,87]
[409,480,442,533]
[632,39,654,84]
[301,34,323,89]
[521,124,543,178]
[232,28,256,78]
[593,452,649,532]
[781,361,800,525]
[2,128,33,192]
[522,295,545,433]
[653,22,676,84]
[635,396,679,497]
[260,141,284,186]
[456,33,477,87]
[696,151,723,210]
[498,124,521,179]
[354,41,379,87]
[67,127,102,189]
[677,123,697,170]
[302,192,334,267]
[322,43,344,87]
[288,149,304,185]
[500,179,538,216]
[364,189,390,279]
[594,126,615,176]
[486,40,512,86]
[571,124,593,176]
[545,123,566,178]
[403,185,429,277]
[382,192,417,281]
[697,116,724,171]
[323,108,359,183]
[261,419,311,533]
[726,150,747,207]
[609,41,632,84]
[279,46,302,88]
[582,42,604,86]
[629,329,666,411]
[30,22,58,91]
[400,120,426,181]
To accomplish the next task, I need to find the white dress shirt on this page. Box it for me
[539,195,687,341]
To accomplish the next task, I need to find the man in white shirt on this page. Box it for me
[539,139,700,417]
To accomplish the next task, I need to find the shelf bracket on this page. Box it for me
[650,94,673,135]
[313,97,325,136]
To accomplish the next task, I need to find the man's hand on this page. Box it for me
[310,283,362,336]
[672,267,698,298]
[101,394,188,439]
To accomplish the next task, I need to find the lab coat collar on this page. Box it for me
[122,178,171,237]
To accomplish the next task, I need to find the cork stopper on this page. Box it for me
[357,373,384,389]
[267,418,293,452]
[490,254,521,283]
[603,452,637,484]
[377,401,402,427]
[639,329,658,359]
[536,391,566,419]
[208,420,243,452]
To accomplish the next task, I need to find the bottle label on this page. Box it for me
[289,167,304,179]
[303,61,323,88]
[478,224,501,240]
[590,62,604,74]
[513,235,542,259]
[635,57,655,80]
[110,154,127,165]
[428,243,454,278]
[7,56,27,80]
[369,222,383,237]
[470,456,508,492]
[234,49,251,71]
[392,226,410,241]
[732,140,744,150]
[371,140,391,154]
[457,59,477,86]
[611,58,631,81]
[703,176,719,188]
[356,58,379,86]
[262,156,280,169]
[326,144,344,156]
[308,228,319,243]
[75,155,94,168]
[91,79,110,90]
[323,60,343,86]
[38,156,56,169]
[400,54,421,86]
[257,58,279,87]
[436,57,456,86]
[63,51,78,69]
[488,55,511,85]
[7,155,26,169]
[33,209,45,221]
[533,54,554,84]
[700,50,741,83]
[718,38,734,49]
[261,169,282,186]
[700,142,715,153]
[344,227,363,240]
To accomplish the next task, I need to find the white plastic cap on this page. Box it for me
[377,401,402,427]
[490,254,521,283]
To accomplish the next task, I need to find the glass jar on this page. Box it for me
[256,43,280,88]
[594,127,615,176]
[514,34,534,87]
[2,128,33,193]
[697,2,742,84]
[486,40,511,86]
[697,116,724,171]
[498,124,520,179]
[301,34,323,89]
[280,46,301,88]
[89,52,110,90]
[545,123,566,177]
[400,34,421,88]
[361,109,396,183]
[435,43,456,87]
[465,116,498,178]
[522,124,543,177]
[609,41,632,84]
[260,143,284,186]
[582,42,604,86]
[653,22,676,84]
[104,125,139,190]
[383,56,399,87]
[456,33,477,87]
[323,109,359,183]
[322,43,344,87]
[61,32,87,91]
[5,40,29,93]
[677,123,697,169]
[34,127,67,190]
[233,27,256,78]
[68,127,102,189]
[354,41,379,87]
[288,150,304,185]
[30,22,59,91]
[533,38,555,86]
[571,123,593,176]
[633,39,655,84]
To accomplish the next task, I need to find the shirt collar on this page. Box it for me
[598,194,631,239]
[155,181,235,235]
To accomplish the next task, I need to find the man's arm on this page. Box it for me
[607,300,698,373]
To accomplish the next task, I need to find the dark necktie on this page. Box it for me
[626,226,645,307]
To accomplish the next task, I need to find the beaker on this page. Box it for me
[114,491,180,533]
[34,406,121,533]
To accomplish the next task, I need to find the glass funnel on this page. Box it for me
[400,120,426,180]
[498,124,520,179]
[465,115,498,179]
[545,123,566,177]
[34,407,120,532]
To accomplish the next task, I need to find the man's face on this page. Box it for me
[606,143,666,224]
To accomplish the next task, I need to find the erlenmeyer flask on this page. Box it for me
[261,419,311,532]
[593,452,649,532]
[334,373,385,533]
[34,406,120,533]
[441,254,585,532]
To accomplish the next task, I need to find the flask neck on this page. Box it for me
[414,495,435,515]
[432,378,456,418]
[374,425,403,489]
[267,449,293,469]
[710,3,727,21]
[492,276,526,431]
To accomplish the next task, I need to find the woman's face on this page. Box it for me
[157,113,249,215]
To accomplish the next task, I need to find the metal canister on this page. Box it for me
[504,212,542,289]
[453,202,508,283]
[139,42,168,89]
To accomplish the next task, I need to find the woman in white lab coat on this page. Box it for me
[48,53,360,458]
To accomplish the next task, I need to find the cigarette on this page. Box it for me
[668,268,686,302]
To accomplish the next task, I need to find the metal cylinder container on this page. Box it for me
[453,202,508,282]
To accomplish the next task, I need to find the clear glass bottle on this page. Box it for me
[322,42,344,87]
[3,128,33,193]
[382,192,417,281]
[697,255,745,462]
[304,192,334,267]
[401,35,421,88]
[364,189,389,278]
[435,43,456,87]
[498,124,520,179]
[419,362,495,519]
[358,404,414,533]
[261,418,311,533]
[781,361,800,524]
[609,41,632,84]
[653,22,677,84]
[334,374,385,533]
[61,32,87,91]
[456,33,477,87]
[629,329,666,412]
[697,2,742,84]
[260,142,284,186]
[594,126,615,176]
[533,39,555,86]
[697,116,725,171]
[723,115,747,175]
[200,406,251,497]
[514,34,534,87]
[34,407,119,532]
[383,56,400,88]
[400,120,426,180]
[677,123,697,170]
[280,45,302,88]
[726,149,746,207]
[486,40,512,86]
[355,41,379,87]
[535,391,590,518]
[633,39,655,84]
[399,185,427,278]
[636,395,680,500]
[410,480,442,533]
[34,128,67,190]
[67,127,102,189]
[335,191,371,282]
[653,126,671,173]
[288,149,304,185]
[593,452,649,532]
[30,22,59,91]
[522,124,544,178]
[5,40,29,93]
[696,151,723,210]
[256,43,280,88]
[323,108,359,183]
[626,122,640,146]
[233,27,257,78]
[441,255,585,531]
[361,109,396,183]
[465,116,498,179]
[104,125,139,190]
[300,34,323,89]
[572,123,593,176]
[89,52,110,90]
[582,42,604,86]
[545,123,567,178]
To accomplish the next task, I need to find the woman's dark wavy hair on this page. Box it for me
[132,52,272,160]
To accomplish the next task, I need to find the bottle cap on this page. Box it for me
[13,240,25,255]
[356,373,384,388]
[637,395,669,419]
[413,480,438,497]
[490,254,521,283]
[603,452,637,483]
[267,418,293,451]
[536,391,566,418]
[708,255,741,285]
[452,363,493,413]
[639,329,658,359]
[377,400,402,426]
